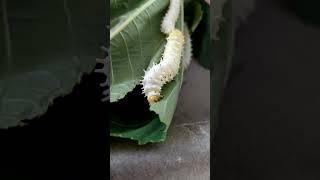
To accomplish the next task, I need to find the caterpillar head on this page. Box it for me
[147,95,160,104]
[146,91,161,104]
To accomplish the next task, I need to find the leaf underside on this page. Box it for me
[0,0,106,128]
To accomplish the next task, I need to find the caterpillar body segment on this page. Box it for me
[161,0,181,34]
[141,29,185,104]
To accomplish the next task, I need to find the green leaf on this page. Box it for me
[190,1,210,68]
[110,0,170,102]
[149,68,183,131]
[0,0,106,128]
[110,68,183,145]
[110,0,185,144]
[184,0,203,33]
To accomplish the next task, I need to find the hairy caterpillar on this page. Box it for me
[141,29,185,104]
[161,0,181,34]
[95,46,109,102]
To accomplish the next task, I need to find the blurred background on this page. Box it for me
[214,0,320,179]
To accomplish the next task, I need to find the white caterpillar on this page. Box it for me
[95,46,109,102]
[141,29,185,104]
[161,0,181,34]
